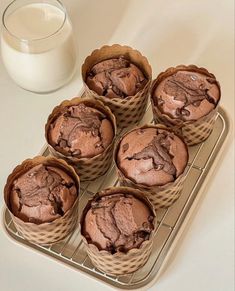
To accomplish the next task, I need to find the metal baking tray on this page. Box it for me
[2,103,230,290]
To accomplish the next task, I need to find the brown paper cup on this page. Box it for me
[80,186,156,275]
[150,65,221,146]
[4,156,80,245]
[45,97,117,181]
[114,124,189,210]
[82,44,152,130]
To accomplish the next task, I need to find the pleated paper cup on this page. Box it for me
[82,44,152,130]
[80,186,156,275]
[45,97,117,181]
[4,156,80,245]
[114,124,189,210]
[150,65,221,146]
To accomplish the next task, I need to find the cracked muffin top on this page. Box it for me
[82,193,154,253]
[48,103,114,158]
[86,56,147,99]
[117,127,188,186]
[10,164,77,224]
[152,70,220,121]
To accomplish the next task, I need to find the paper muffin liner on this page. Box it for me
[4,156,80,245]
[150,65,221,146]
[45,97,117,181]
[82,44,152,130]
[80,186,156,275]
[114,124,189,210]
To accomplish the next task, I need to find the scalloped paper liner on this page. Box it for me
[82,44,152,130]
[4,156,80,245]
[45,97,117,181]
[80,186,157,275]
[150,65,221,146]
[114,124,189,210]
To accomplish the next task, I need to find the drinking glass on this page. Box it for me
[1,0,77,93]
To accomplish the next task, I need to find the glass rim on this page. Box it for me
[2,0,67,42]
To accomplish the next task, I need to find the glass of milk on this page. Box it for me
[1,0,77,93]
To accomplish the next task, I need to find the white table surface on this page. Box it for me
[0,0,234,290]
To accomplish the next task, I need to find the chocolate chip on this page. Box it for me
[73,149,81,155]
[157,96,164,106]
[28,172,35,177]
[142,222,149,228]
[181,109,190,116]
[88,72,94,77]
[193,101,201,107]
[155,164,164,170]
[137,128,145,134]
[95,142,102,148]
[117,71,129,78]
[112,85,125,97]
[167,132,175,140]
[175,108,181,116]
[206,77,216,84]
[59,139,67,148]
[122,143,129,153]
[91,129,99,137]
[176,108,190,117]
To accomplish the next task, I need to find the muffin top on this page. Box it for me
[82,193,154,253]
[153,70,220,121]
[48,103,114,158]
[10,164,77,224]
[86,56,147,98]
[117,127,188,186]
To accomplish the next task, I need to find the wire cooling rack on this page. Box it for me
[3,105,229,290]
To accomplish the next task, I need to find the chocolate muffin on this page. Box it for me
[86,56,147,99]
[82,193,154,253]
[10,164,77,224]
[152,70,220,121]
[117,127,188,187]
[4,156,80,244]
[82,44,152,130]
[80,187,156,275]
[48,103,114,158]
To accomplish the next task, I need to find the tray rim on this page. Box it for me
[1,105,232,291]
[150,106,232,287]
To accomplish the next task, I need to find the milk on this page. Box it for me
[1,3,77,93]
